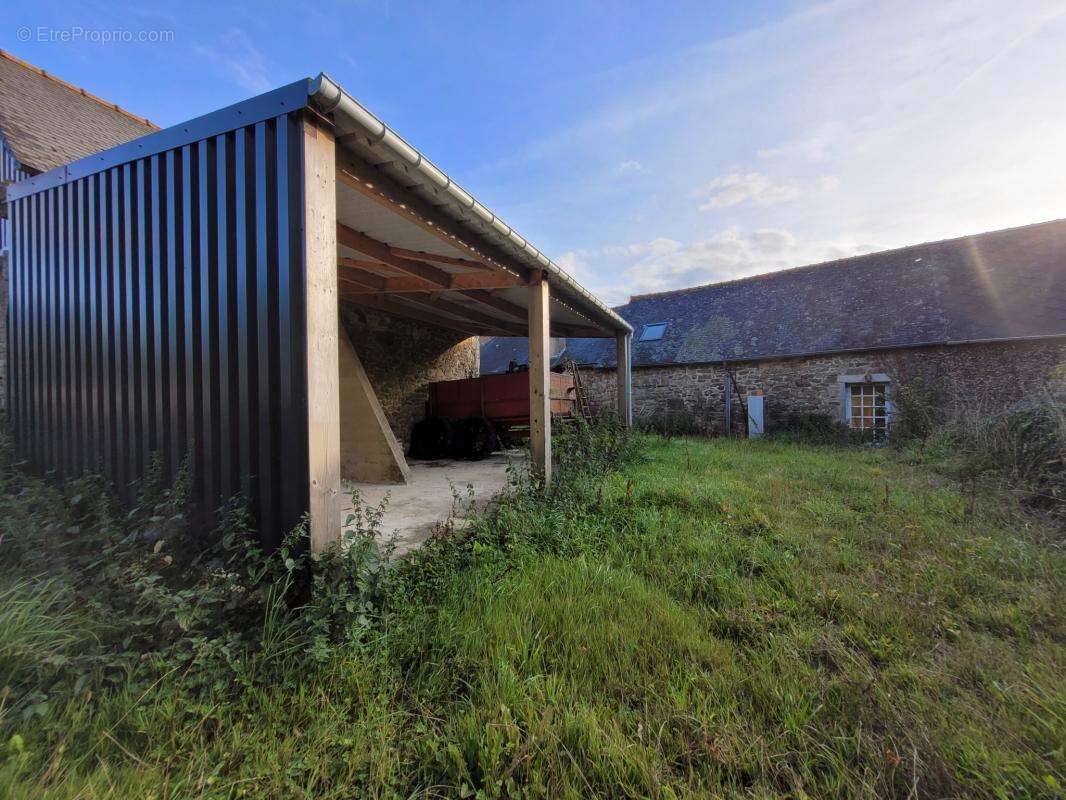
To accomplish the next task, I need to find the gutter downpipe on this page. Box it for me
[306,73,631,337]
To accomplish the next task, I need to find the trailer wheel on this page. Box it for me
[458,416,499,460]
[408,416,455,459]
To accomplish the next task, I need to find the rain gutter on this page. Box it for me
[307,73,631,335]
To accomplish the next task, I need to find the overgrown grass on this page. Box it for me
[1,427,1063,798]
[898,394,1066,527]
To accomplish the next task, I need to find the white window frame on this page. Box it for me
[837,373,894,432]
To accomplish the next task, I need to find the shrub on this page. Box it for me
[911,395,1066,526]
[956,399,1064,518]
[553,415,641,481]
[766,412,887,446]
[633,387,717,438]
[769,412,846,443]
[891,376,944,441]
[0,431,396,732]
[637,407,716,437]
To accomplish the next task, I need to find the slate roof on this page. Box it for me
[481,218,1066,373]
[0,50,156,174]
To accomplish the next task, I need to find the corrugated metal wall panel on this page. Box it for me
[7,112,310,548]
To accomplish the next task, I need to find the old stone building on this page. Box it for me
[482,219,1066,433]
[340,305,479,449]
[0,50,158,407]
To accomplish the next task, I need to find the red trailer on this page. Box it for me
[410,371,578,459]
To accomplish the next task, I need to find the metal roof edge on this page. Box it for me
[6,79,311,202]
[307,72,632,335]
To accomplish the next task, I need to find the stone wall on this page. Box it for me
[584,339,1066,433]
[339,303,479,448]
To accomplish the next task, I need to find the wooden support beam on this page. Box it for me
[343,293,497,336]
[336,223,453,288]
[302,119,342,552]
[403,294,527,336]
[460,290,610,337]
[616,332,633,428]
[334,153,622,336]
[338,263,387,291]
[338,256,398,275]
[341,271,521,294]
[391,248,492,272]
[338,323,411,484]
[528,272,552,485]
[557,325,612,338]
[336,154,529,283]
[462,289,527,321]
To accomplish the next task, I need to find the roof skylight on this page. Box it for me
[639,323,667,342]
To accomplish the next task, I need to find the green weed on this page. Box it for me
[0,425,1062,798]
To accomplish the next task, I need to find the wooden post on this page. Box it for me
[302,118,342,552]
[616,331,632,428]
[528,271,551,484]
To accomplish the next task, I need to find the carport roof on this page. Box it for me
[309,74,629,338]
[6,72,629,338]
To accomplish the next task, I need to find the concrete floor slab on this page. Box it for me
[345,451,525,555]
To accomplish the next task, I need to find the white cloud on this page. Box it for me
[618,159,645,174]
[555,250,588,281]
[569,229,880,305]
[818,175,841,192]
[757,128,839,162]
[696,171,800,210]
[748,228,797,254]
[694,171,838,212]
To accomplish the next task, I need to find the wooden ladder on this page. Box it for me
[565,358,593,421]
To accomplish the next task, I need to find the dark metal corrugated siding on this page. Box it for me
[7,112,310,548]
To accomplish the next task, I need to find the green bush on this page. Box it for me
[553,416,641,482]
[936,399,1066,523]
[637,407,715,437]
[891,377,944,441]
[0,427,397,746]
[769,412,848,444]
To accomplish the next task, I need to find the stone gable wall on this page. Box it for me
[583,339,1066,433]
[339,303,479,448]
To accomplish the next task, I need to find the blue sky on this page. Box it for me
[6,1,1066,304]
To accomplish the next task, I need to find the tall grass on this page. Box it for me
[0,579,85,691]
[899,392,1066,528]
[0,423,1062,798]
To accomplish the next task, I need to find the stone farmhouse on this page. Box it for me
[483,219,1066,434]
